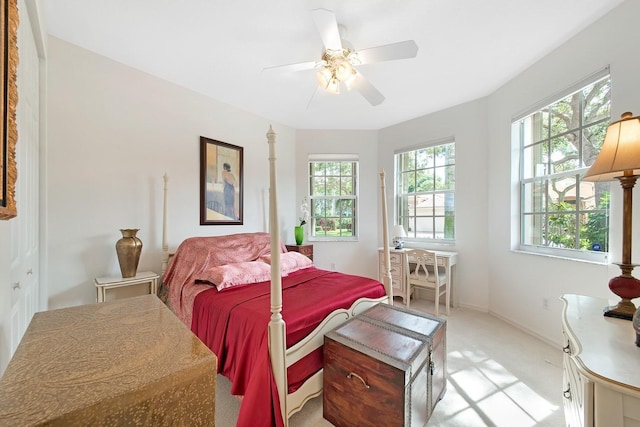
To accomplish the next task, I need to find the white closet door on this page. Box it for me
[9,0,41,356]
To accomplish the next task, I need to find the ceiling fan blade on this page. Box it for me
[262,61,318,73]
[356,40,419,65]
[306,86,319,110]
[311,8,342,51]
[349,72,385,106]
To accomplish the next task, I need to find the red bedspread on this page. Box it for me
[191,266,386,427]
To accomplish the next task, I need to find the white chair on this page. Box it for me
[405,248,449,316]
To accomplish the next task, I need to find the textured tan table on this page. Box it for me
[0,294,217,426]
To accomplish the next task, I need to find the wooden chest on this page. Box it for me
[323,303,446,427]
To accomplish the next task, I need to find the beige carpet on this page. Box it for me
[215,298,565,426]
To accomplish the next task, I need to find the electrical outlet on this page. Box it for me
[543,298,549,310]
[330,263,336,270]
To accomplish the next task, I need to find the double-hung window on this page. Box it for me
[308,155,358,241]
[514,72,611,261]
[395,140,455,242]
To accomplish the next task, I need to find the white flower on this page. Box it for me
[299,197,309,226]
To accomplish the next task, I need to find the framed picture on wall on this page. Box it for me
[200,136,244,225]
[0,0,18,220]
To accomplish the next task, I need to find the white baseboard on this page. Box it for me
[489,309,561,349]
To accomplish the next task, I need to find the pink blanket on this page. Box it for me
[163,232,284,325]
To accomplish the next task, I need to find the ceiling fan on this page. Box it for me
[264,8,419,106]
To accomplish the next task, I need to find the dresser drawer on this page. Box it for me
[389,252,403,265]
[379,253,404,283]
[406,252,443,267]
[379,267,403,283]
[378,270,404,294]
[379,252,403,269]
[285,244,313,260]
[389,263,403,276]
[379,264,403,275]
[298,246,313,257]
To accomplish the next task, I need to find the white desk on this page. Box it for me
[378,248,458,308]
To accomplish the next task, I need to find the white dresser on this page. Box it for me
[561,294,640,427]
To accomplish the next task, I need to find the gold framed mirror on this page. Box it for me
[0,0,18,220]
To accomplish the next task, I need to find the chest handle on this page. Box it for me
[347,372,370,389]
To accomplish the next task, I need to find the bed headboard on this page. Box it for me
[161,174,170,277]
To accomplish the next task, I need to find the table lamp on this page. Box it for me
[583,112,640,320]
[393,225,407,249]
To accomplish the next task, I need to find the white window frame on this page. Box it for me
[395,138,456,245]
[513,69,611,263]
[307,154,359,242]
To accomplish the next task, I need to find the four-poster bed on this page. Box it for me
[160,126,392,426]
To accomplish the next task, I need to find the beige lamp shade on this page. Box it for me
[392,224,406,249]
[583,112,640,182]
[393,225,407,238]
[582,112,640,320]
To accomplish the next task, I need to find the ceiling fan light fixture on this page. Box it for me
[316,48,357,94]
[347,51,361,66]
[334,59,354,82]
[325,76,340,94]
[316,67,332,88]
[268,8,418,106]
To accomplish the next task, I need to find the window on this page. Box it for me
[308,156,358,240]
[514,73,610,261]
[395,141,455,242]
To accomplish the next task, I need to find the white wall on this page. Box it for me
[295,130,380,279]
[486,0,640,346]
[378,99,491,311]
[373,0,640,348]
[22,0,640,352]
[46,37,297,309]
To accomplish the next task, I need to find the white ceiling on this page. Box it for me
[43,0,624,130]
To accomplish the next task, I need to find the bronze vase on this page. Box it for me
[116,229,143,278]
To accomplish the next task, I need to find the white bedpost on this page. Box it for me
[161,173,170,276]
[380,171,393,303]
[266,126,288,426]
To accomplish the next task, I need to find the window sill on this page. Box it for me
[513,247,608,265]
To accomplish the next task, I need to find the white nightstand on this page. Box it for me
[94,271,159,303]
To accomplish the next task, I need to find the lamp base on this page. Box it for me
[604,274,640,320]
[603,298,637,321]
